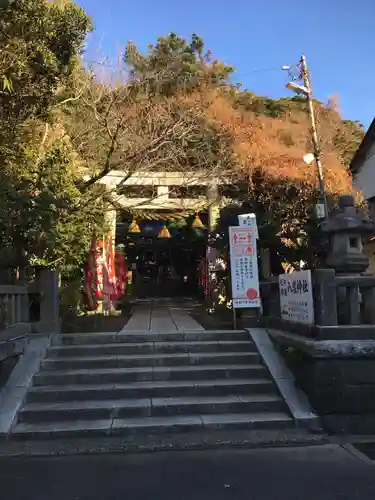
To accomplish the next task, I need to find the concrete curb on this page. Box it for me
[340,444,375,466]
[0,335,52,439]
[0,430,331,457]
[247,328,321,430]
[267,328,375,358]
[0,335,27,363]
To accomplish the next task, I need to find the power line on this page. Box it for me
[84,59,117,68]
[83,59,294,75]
[250,66,285,74]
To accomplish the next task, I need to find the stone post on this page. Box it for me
[20,290,30,324]
[313,269,338,326]
[38,270,60,334]
[156,185,169,206]
[206,181,220,232]
[106,207,117,239]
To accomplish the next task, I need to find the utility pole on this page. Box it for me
[299,55,329,219]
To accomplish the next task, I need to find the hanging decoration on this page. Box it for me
[157,224,172,239]
[104,234,117,310]
[111,250,128,300]
[191,213,205,229]
[95,239,105,301]
[128,219,141,233]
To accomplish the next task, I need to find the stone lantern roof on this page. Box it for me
[320,195,374,273]
[321,195,374,236]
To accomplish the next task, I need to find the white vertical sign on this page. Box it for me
[279,270,314,325]
[229,227,260,309]
[238,213,259,239]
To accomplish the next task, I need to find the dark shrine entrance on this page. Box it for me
[120,215,207,299]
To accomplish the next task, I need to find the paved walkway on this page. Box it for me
[122,305,205,332]
[1,445,374,500]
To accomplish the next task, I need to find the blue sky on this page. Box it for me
[78,0,375,129]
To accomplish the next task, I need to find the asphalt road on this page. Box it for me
[1,445,375,500]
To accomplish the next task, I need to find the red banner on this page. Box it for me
[111,251,128,300]
[84,234,128,310]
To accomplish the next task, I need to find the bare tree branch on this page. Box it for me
[58,65,235,212]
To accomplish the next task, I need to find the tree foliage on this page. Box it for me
[64,76,233,192]
[125,33,234,96]
[0,0,103,280]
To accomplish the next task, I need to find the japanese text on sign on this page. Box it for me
[279,270,314,325]
[229,227,260,309]
[238,213,259,239]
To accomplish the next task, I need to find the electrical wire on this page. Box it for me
[249,66,285,73]
[83,60,301,76]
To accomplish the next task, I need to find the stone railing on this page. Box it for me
[261,269,375,340]
[314,269,375,327]
[0,285,30,362]
[0,285,29,332]
[0,270,60,363]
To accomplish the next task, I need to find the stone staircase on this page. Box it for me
[10,329,294,439]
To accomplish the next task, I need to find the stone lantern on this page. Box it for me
[320,195,374,274]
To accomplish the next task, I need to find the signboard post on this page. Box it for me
[229,226,260,328]
[278,270,314,325]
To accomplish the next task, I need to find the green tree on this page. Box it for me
[0,0,105,280]
[125,32,234,96]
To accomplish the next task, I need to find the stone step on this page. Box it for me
[26,378,276,403]
[33,364,268,386]
[55,330,250,346]
[12,412,293,439]
[18,394,286,423]
[47,340,256,357]
[41,352,261,370]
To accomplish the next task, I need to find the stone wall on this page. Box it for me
[269,328,375,434]
[293,354,375,434]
